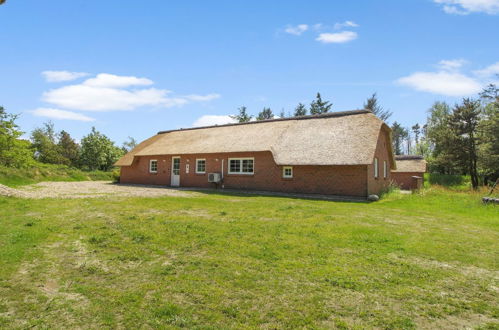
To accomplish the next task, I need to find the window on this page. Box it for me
[383,160,387,179]
[374,158,379,178]
[228,158,254,174]
[196,159,206,174]
[149,160,158,173]
[283,166,293,178]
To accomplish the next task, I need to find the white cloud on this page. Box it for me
[42,70,89,82]
[83,73,153,88]
[438,59,467,71]
[434,0,499,15]
[474,62,499,77]
[192,115,237,127]
[316,31,358,44]
[41,73,220,111]
[31,108,95,122]
[397,71,482,96]
[184,94,221,102]
[334,20,359,29]
[284,24,309,36]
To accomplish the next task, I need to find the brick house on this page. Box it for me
[115,110,396,197]
[391,155,427,190]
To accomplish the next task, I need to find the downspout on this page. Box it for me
[221,159,224,189]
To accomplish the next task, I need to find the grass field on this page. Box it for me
[0,186,498,329]
[0,164,114,187]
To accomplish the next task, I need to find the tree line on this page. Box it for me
[0,107,136,171]
[1,85,497,186]
[229,87,498,189]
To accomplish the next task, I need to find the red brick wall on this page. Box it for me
[120,151,369,197]
[391,172,425,190]
[367,127,392,196]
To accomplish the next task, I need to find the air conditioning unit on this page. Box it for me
[208,173,221,183]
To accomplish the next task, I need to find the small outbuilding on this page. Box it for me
[115,110,396,197]
[391,155,427,190]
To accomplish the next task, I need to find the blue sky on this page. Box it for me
[1,0,498,144]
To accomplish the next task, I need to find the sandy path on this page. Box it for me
[0,181,195,199]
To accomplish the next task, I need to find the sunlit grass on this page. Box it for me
[0,187,497,328]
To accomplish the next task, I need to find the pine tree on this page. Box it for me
[257,107,274,120]
[294,103,307,116]
[411,123,421,144]
[310,93,332,115]
[391,121,408,155]
[122,136,137,153]
[364,93,392,122]
[230,106,252,123]
[58,130,80,167]
[448,98,482,189]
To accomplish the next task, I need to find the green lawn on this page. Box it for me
[0,187,497,329]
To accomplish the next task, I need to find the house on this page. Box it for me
[391,155,427,190]
[115,110,395,197]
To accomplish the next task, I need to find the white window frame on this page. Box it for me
[195,158,206,174]
[228,157,254,175]
[374,158,379,179]
[283,166,293,178]
[383,160,387,179]
[149,159,158,173]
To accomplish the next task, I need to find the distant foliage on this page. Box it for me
[391,121,408,155]
[230,106,252,123]
[122,136,138,153]
[294,103,307,116]
[310,93,332,115]
[79,127,124,171]
[363,93,392,122]
[0,106,33,167]
[256,107,274,120]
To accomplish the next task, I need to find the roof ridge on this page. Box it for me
[157,109,372,135]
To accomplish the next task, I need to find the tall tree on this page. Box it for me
[425,102,457,174]
[279,109,286,118]
[122,136,137,153]
[58,130,80,167]
[79,127,124,171]
[0,106,33,167]
[448,98,482,189]
[411,123,421,145]
[391,121,408,155]
[477,84,499,184]
[256,107,274,120]
[294,103,307,116]
[363,93,392,122]
[31,122,66,164]
[230,106,252,123]
[310,93,332,115]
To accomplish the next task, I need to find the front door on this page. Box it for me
[171,157,180,186]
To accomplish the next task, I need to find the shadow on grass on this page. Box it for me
[112,182,369,203]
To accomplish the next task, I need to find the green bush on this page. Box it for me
[425,173,471,189]
[112,169,120,183]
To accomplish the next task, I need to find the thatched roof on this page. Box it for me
[115,110,395,167]
[392,155,427,173]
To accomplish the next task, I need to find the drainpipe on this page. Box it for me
[221,159,224,189]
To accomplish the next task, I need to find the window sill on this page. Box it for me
[195,172,206,175]
[227,173,254,176]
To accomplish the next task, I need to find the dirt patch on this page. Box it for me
[0,181,196,199]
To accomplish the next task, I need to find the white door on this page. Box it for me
[171,157,180,186]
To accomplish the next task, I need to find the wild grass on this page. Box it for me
[0,164,113,187]
[0,187,497,328]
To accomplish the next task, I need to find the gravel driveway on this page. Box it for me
[0,181,195,199]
